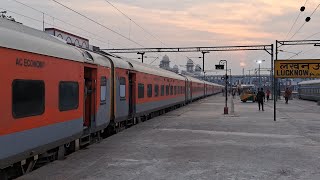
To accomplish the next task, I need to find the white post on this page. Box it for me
[230,98,235,114]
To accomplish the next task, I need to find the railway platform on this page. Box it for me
[19,95,320,180]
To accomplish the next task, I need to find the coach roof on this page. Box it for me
[298,79,320,85]
[0,18,89,62]
[125,58,185,80]
[183,75,204,84]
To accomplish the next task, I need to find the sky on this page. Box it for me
[2,0,320,75]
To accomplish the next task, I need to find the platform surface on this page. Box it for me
[19,95,320,180]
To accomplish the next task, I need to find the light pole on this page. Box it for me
[256,60,265,88]
[219,60,228,114]
[240,62,246,84]
[202,51,209,80]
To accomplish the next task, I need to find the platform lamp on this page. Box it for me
[240,62,246,84]
[256,60,265,88]
[216,60,228,114]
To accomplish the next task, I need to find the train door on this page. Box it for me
[128,72,136,117]
[84,66,97,128]
[185,80,188,103]
[189,81,192,101]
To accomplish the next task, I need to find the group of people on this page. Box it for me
[256,88,292,111]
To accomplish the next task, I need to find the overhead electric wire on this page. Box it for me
[1,8,125,48]
[52,0,144,47]
[309,2,320,16]
[284,0,308,40]
[103,0,167,48]
[149,57,159,65]
[288,21,307,40]
[289,3,320,40]
[286,51,303,60]
[102,0,193,64]
[11,0,125,48]
[1,8,41,23]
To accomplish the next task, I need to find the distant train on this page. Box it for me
[298,79,320,101]
[0,18,223,179]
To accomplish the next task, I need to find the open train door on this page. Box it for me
[128,71,136,118]
[84,66,97,130]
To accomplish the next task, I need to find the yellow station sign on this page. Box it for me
[275,59,320,78]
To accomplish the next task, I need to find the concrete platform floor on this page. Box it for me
[19,95,320,180]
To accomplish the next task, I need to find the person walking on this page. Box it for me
[257,88,265,111]
[284,88,291,104]
[266,89,271,101]
[232,89,236,99]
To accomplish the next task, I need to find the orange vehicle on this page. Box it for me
[240,85,257,102]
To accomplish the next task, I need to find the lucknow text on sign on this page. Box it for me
[274,60,320,78]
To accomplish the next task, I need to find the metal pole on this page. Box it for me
[242,68,244,84]
[259,64,261,88]
[229,69,232,91]
[202,52,205,74]
[42,13,45,31]
[225,61,228,108]
[137,52,145,63]
[271,44,274,100]
[274,40,277,121]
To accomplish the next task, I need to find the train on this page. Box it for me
[298,79,320,101]
[0,18,223,179]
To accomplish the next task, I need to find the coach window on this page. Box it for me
[138,83,144,98]
[120,77,126,100]
[166,85,169,96]
[170,86,173,95]
[161,85,165,96]
[174,86,177,95]
[100,76,107,104]
[155,85,159,97]
[147,84,153,97]
[59,81,79,111]
[12,80,45,118]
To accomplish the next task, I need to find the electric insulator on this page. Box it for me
[306,17,311,22]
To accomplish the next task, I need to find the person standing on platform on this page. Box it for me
[232,89,236,99]
[266,89,271,101]
[284,88,291,104]
[257,88,265,111]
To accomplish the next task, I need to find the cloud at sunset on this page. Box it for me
[3,0,320,74]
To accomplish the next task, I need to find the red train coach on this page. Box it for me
[0,18,113,177]
[0,18,223,179]
[126,59,186,117]
[184,75,206,101]
[102,56,187,129]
